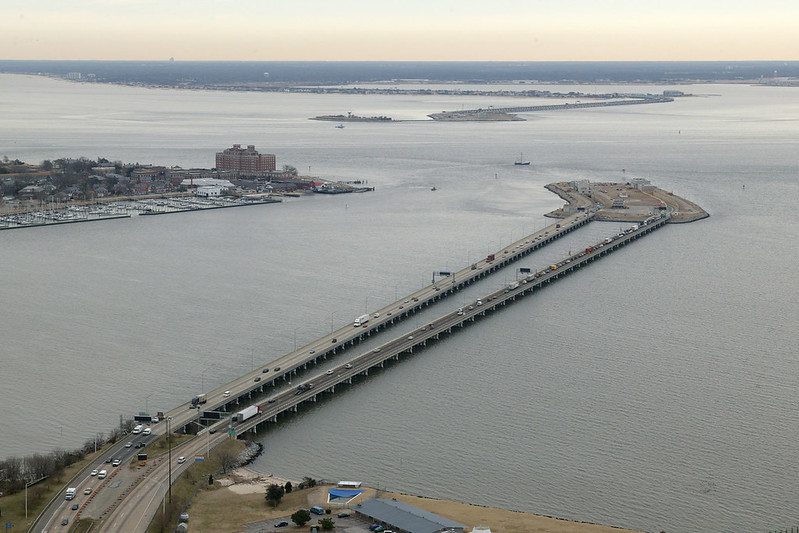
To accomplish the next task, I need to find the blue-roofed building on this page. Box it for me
[355,498,466,533]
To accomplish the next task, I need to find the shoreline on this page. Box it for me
[203,466,645,533]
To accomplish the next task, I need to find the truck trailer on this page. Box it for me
[233,405,261,423]
[353,314,369,327]
[191,393,207,407]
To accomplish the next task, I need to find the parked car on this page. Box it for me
[275,521,288,527]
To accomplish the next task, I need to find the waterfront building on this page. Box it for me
[215,144,276,173]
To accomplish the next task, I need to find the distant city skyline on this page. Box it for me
[2,0,798,62]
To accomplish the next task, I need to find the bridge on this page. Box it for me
[41,209,671,532]
[231,214,669,436]
[163,209,597,433]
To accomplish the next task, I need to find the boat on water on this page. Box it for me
[514,153,531,165]
[431,186,437,191]
[335,124,345,129]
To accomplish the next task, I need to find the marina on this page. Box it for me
[0,195,280,229]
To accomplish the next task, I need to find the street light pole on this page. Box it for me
[167,416,173,503]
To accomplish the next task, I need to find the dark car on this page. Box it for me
[254,376,261,382]
[105,457,113,463]
[337,512,350,518]
[209,428,217,434]
[62,518,69,526]
[262,368,269,373]
[275,521,288,527]
[71,503,79,510]
[273,366,281,371]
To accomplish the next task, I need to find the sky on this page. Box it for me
[2,0,798,62]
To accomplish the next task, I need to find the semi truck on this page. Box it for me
[191,393,207,407]
[354,314,369,327]
[233,405,261,423]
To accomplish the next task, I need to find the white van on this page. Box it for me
[132,424,143,434]
[142,427,151,435]
[97,470,107,479]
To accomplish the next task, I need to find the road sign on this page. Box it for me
[195,455,205,462]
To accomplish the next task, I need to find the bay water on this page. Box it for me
[1,73,798,532]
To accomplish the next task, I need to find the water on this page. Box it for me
[1,73,798,533]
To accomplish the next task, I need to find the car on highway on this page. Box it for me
[325,369,334,375]
[112,459,121,467]
[62,518,69,526]
[125,441,132,448]
[404,299,410,303]
[105,457,113,463]
[142,428,151,435]
[309,350,315,354]
[407,335,413,340]
[373,347,380,352]
[223,390,231,397]
[254,376,261,382]
[209,428,217,434]
[84,487,92,495]
[90,469,98,476]
[262,368,270,373]
[71,503,79,510]
[273,366,281,371]
[268,398,276,403]
[345,363,353,369]
[178,456,186,464]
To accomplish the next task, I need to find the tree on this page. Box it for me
[291,508,311,527]
[216,448,237,474]
[265,483,284,507]
[318,517,335,530]
[302,476,317,488]
[284,481,292,493]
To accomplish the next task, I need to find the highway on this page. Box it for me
[149,211,595,435]
[61,213,667,533]
[33,209,597,532]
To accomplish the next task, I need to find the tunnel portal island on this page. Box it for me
[546,177,708,224]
